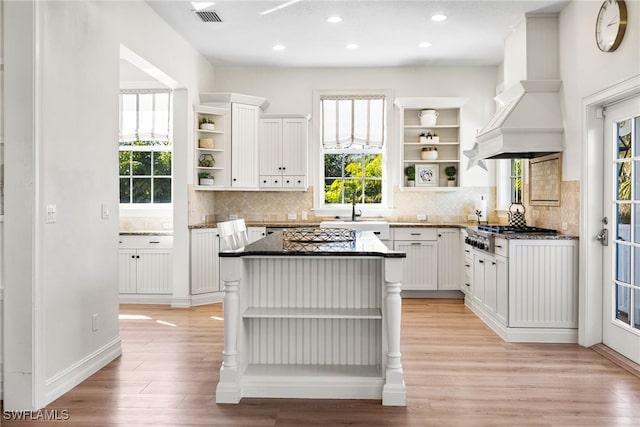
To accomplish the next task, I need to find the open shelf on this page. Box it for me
[243,307,382,320]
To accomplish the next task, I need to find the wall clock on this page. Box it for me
[595,0,627,52]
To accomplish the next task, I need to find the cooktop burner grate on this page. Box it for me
[478,225,558,235]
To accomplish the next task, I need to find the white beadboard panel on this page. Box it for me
[190,229,220,294]
[437,229,461,290]
[246,318,382,366]
[281,118,307,176]
[508,240,578,328]
[118,249,137,294]
[258,119,282,176]
[245,258,383,309]
[243,307,381,319]
[394,241,438,290]
[231,103,259,188]
[136,250,173,294]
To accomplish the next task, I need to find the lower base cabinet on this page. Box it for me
[119,236,173,295]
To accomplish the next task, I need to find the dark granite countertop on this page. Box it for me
[498,234,579,240]
[219,230,406,258]
[119,231,173,236]
[189,221,468,229]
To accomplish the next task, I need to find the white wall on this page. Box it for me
[558,1,640,181]
[212,66,498,188]
[3,0,215,409]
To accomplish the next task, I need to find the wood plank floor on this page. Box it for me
[3,299,640,426]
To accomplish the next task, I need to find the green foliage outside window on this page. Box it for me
[119,140,172,204]
[324,153,382,204]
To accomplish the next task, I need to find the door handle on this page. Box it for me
[595,228,609,246]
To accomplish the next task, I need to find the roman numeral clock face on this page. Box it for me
[595,0,628,52]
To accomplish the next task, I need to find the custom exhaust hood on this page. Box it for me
[469,13,564,162]
[474,79,564,160]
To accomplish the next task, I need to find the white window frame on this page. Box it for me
[119,89,173,216]
[496,158,526,213]
[312,89,394,217]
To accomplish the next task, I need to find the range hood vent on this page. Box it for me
[473,80,564,160]
[195,10,222,23]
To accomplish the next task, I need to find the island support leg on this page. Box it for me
[216,258,242,404]
[382,258,406,406]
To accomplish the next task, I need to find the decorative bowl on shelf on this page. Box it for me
[199,177,215,186]
[199,138,214,148]
[200,123,215,131]
[421,147,438,160]
[198,153,215,167]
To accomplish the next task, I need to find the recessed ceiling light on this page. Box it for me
[346,43,359,49]
[419,42,432,48]
[431,14,447,22]
[327,16,342,23]
[273,44,286,51]
[191,2,215,11]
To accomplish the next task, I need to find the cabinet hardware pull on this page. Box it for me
[149,241,160,244]
[438,234,442,237]
[496,245,503,248]
[479,260,484,263]
[465,264,470,267]
[410,233,421,236]
[136,255,140,259]
[411,242,421,245]
[492,262,496,265]
[131,255,136,259]
[373,231,381,235]
[465,283,470,287]
[464,250,470,253]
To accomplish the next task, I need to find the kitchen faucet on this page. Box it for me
[351,195,362,222]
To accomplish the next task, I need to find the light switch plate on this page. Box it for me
[417,214,427,221]
[46,204,57,223]
[229,214,238,220]
[101,203,110,220]
[288,213,297,220]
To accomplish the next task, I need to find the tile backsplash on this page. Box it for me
[524,180,580,236]
[190,186,498,225]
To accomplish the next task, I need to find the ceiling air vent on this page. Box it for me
[195,10,222,23]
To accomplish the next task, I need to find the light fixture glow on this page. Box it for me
[431,14,447,22]
[273,44,286,51]
[419,42,432,48]
[191,2,215,11]
[346,43,359,49]
[327,16,343,23]
[260,0,304,15]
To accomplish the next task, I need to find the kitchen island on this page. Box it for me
[215,230,407,406]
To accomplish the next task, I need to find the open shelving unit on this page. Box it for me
[395,97,468,190]
[194,105,230,190]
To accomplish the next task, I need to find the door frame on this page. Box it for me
[580,75,640,347]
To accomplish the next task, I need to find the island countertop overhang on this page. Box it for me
[219,230,406,258]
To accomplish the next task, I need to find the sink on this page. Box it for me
[319,221,390,240]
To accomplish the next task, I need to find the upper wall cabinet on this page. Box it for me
[259,114,310,190]
[395,97,468,191]
[198,93,269,191]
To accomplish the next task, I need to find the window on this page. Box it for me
[510,158,523,203]
[321,95,385,205]
[119,90,172,204]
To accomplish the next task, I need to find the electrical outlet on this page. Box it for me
[301,211,308,221]
[468,214,477,221]
[92,313,99,332]
[417,214,427,221]
[288,213,297,220]
[229,214,238,220]
[562,222,568,231]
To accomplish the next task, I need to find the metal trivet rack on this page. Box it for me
[283,228,355,243]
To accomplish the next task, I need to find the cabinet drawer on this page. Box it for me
[494,238,508,257]
[393,227,437,241]
[119,235,173,249]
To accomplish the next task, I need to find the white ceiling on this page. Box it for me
[146,0,568,68]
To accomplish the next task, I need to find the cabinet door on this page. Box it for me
[484,257,497,313]
[231,103,259,188]
[259,118,283,176]
[495,255,508,326]
[136,249,173,294]
[118,249,138,294]
[247,227,266,244]
[394,241,438,290]
[437,229,461,290]
[281,118,307,176]
[190,229,220,295]
[472,253,486,305]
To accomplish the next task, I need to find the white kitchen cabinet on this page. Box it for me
[247,226,266,243]
[472,252,488,306]
[190,228,220,294]
[394,228,438,290]
[394,97,467,189]
[231,103,260,189]
[259,115,309,190]
[194,105,230,190]
[437,228,461,290]
[494,254,508,326]
[119,236,173,296]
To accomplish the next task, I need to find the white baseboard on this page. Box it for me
[401,290,464,299]
[45,337,122,404]
[190,292,223,306]
[171,296,192,308]
[119,294,173,305]
[467,298,578,343]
